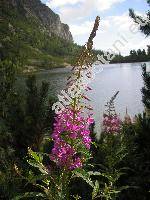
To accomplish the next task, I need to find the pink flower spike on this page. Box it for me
[50,108,92,170]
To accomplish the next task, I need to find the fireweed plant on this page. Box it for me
[103,91,122,134]
[50,16,100,171]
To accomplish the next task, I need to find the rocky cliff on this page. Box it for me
[2,0,73,42]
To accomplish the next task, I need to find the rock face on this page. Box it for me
[4,0,73,42]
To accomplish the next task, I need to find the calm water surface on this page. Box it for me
[18,62,150,132]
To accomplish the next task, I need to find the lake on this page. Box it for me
[18,62,150,132]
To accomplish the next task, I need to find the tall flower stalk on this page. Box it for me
[103,91,122,134]
[50,16,100,170]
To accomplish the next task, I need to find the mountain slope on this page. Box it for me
[0,0,79,70]
[3,0,73,42]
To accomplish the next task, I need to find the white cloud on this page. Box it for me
[70,19,110,38]
[46,0,126,23]
[57,0,94,23]
[69,11,148,55]
[109,11,148,32]
[116,13,133,27]
[97,0,125,11]
[93,12,149,55]
[46,0,84,9]
[46,0,125,11]
[70,21,94,36]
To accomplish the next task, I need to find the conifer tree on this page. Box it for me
[142,64,150,113]
[129,0,150,36]
[129,0,150,115]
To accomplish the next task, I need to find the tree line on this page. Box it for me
[111,46,150,63]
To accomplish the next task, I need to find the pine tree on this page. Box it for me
[141,64,150,116]
[129,0,150,36]
[129,1,150,115]
[6,75,55,156]
[147,45,150,55]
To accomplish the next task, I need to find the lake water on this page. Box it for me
[18,62,150,132]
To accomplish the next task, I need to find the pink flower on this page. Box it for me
[103,114,122,134]
[87,117,94,125]
[70,132,77,139]
[50,108,93,170]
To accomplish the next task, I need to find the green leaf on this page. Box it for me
[13,192,46,200]
[27,172,49,184]
[28,148,43,163]
[73,168,94,188]
[88,171,102,176]
[27,159,48,175]
[92,180,99,199]
[91,142,98,148]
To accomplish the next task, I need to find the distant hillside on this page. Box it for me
[1,0,149,72]
[0,0,80,71]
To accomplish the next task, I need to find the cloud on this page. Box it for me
[69,11,148,55]
[70,21,94,36]
[46,0,125,11]
[70,19,110,37]
[46,0,126,23]
[93,12,149,55]
[56,0,94,23]
[46,0,84,9]
[109,11,148,32]
[96,0,125,11]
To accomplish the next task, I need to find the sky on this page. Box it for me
[41,0,149,55]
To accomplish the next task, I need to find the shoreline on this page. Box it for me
[20,61,150,75]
